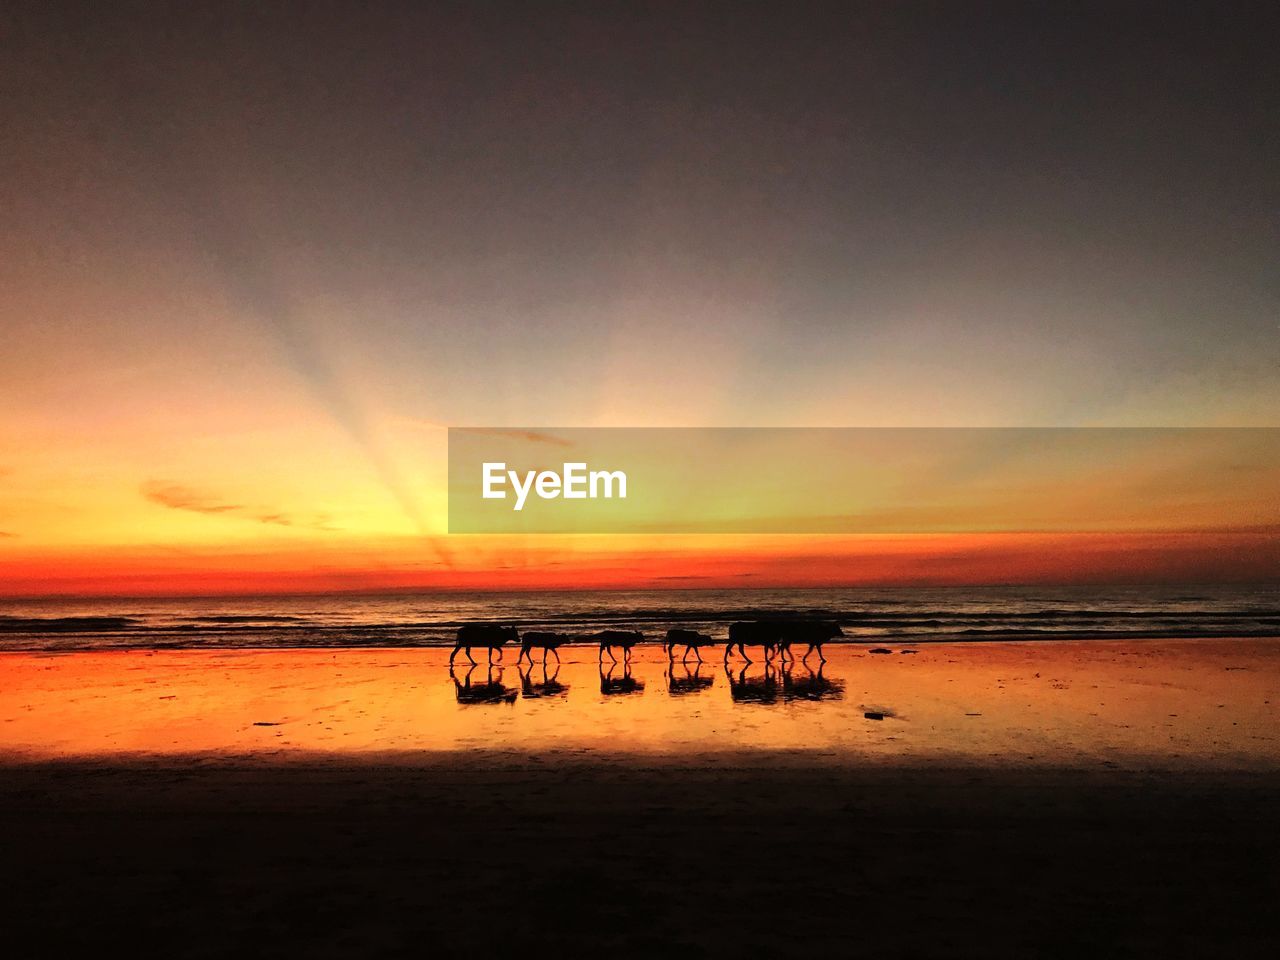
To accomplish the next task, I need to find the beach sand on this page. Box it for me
[2,641,1278,956]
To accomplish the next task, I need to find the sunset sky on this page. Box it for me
[1,3,1277,595]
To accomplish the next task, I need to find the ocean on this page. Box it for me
[1,585,1278,651]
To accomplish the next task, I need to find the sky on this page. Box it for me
[1,2,1277,595]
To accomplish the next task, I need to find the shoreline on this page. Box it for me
[4,631,1280,653]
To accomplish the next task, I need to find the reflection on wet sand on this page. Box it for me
[519,662,569,699]
[599,660,645,696]
[450,664,518,705]
[781,664,844,702]
[666,662,714,696]
[726,663,780,704]
[724,663,845,705]
[2,642,1278,768]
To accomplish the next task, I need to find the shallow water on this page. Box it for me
[2,585,1279,649]
[1,640,1276,769]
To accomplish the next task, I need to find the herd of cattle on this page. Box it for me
[449,621,845,666]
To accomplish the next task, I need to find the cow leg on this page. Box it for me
[465,647,476,665]
[816,643,826,663]
[449,645,459,665]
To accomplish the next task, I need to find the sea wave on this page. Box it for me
[2,588,1279,652]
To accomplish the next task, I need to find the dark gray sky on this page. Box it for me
[3,1,1277,432]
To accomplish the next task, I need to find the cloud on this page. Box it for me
[457,428,574,447]
[411,421,573,447]
[140,481,338,531]
[141,482,242,515]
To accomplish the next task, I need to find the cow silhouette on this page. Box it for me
[725,620,844,663]
[450,624,518,666]
[724,621,783,663]
[518,630,571,665]
[775,621,845,664]
[664,628,717,662]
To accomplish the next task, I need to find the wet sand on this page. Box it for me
[2,641,1278,956]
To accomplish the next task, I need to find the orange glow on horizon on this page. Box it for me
[1,530,1276,597]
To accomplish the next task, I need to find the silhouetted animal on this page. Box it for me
[518,630,571,664]
[450,664,517,704]
[724,621,784,662]
[667,662,714,696]
[774,621,845,663]
[725,663,779,704]
[518,662,569,699]
[599,661,645,696]
[664,629,716,662]
[595,630,643,662]
[780,663,844,702]
[450,624,519,665]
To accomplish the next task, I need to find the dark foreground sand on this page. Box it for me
[4,753,1278,958]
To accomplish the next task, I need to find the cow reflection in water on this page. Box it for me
[725,663,780,705]
[667,662,714,696]
[450,664,517,705]
[599,660,645,696]
[518,661,569,700]
[781,663,844,702]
